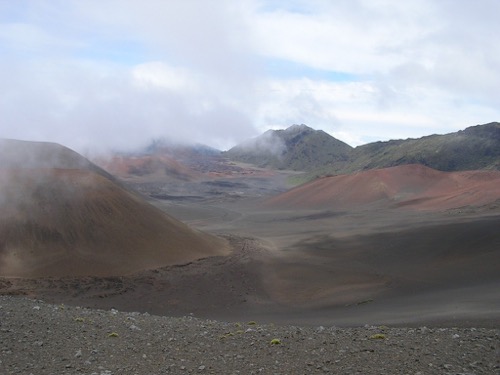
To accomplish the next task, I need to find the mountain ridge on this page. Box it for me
[225,122,500,177]
[224,124,352,170]
[343,122,500,173]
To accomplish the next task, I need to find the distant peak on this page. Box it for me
[284,124,314,133]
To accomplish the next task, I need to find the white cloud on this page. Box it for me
[251,0,440,73]
[1,0,500,152]
[132,62,197,92]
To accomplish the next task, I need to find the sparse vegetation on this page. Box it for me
[225,124,352,171]
[1,296,498,374]
[262,122,500,182]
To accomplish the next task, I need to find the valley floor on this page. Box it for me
[1,164,500,374]
[2,166,500,328]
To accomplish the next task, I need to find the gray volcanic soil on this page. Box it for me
[1,296,498,374]
[1,162,500,374]
[2,164,500,327]
[142,164,500,327]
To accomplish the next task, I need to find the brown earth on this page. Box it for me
[1,144,500,328]
[0,168,228,278]
[96,154,198,182]
[1,141,500,375]
[265,164,500,211]
[0,139,229,278]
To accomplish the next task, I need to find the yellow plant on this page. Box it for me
[370,333,386,340]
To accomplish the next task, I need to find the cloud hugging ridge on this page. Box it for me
[1,0,500,153]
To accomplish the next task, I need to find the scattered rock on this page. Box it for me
[0,296,498,375]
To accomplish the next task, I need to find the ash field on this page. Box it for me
[1,134,499,328]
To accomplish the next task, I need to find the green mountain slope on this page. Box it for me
[227,122,500,180]
[225,124,352,170]
[328,122,500,175]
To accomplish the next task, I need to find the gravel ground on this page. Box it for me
[0,296,498,375]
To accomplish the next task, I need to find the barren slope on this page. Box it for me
[0,140,229,278]
[265,164,500,211]
[96,154,197,182]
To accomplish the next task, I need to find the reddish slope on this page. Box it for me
[0,140,228,278]
[265,164,500,211]
[96,154,197,181]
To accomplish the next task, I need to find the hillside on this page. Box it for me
[344,122,500,173]
[0,139,229,278]
[225,123,500,179]
[97,154,197,181]
[225,124,352,170]
[265,164,500,211]
[95,139,230,181]
[0,138,114,178]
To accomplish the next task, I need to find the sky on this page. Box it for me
[1,0,500,153]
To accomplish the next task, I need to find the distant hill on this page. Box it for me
[226,122,500,179]
[97,154,197,181]
[0,139,228,278]
[337,122,500,174]
[95,139,225,181]
[225,124,352,170]
[146,139,221,158]
[264,164,500,211]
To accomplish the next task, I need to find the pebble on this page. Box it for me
[0,295,498,375]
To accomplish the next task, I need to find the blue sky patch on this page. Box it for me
[265,58,359,82]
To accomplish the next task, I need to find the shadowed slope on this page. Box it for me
[265,164,500,211]
[0,140,229,278]
[258,213,500,326]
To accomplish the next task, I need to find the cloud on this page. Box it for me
[251,0,440,74]
[1,0,500,152]
[0,1,260,153]
[237,130,286,157]
[249,0,500,144]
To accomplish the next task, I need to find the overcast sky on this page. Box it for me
[1,0,499,153]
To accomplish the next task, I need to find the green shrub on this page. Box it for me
[370,333,386,340]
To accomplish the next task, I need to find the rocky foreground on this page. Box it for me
[0,296,498,375]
